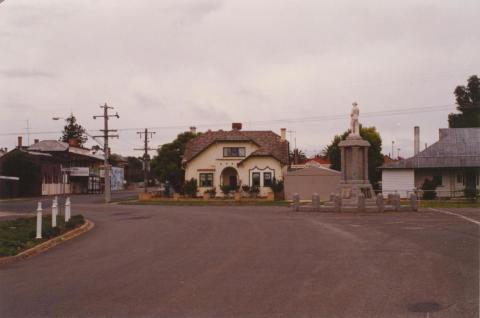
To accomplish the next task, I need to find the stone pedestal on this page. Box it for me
[336,135,374,204]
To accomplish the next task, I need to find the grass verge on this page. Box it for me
[120,199,290,206]
[417,200,480,209]
[0,215,85,257]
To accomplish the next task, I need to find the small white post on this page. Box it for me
[65,197,71,222]
[36,202,43,239]
[52,200,58,228]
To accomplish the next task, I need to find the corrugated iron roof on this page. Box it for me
[28,140,69,152]
[381,128,480,169]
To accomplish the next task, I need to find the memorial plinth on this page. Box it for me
[337,134,375,202]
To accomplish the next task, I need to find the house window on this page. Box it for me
[263,172,272,187]
[457,174,464,185]
[252,172,260,186]
[432,173,442,186]
[199,173,213,187]
[223,147,246,157]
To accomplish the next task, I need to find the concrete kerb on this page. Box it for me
[0,218,95,266]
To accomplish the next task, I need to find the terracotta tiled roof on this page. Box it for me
[306,156,331,165]
[183,130,289,165]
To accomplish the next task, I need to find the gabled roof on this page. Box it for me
[183,130,289,165]
[28,140,69,152]
[28,140,103,161]
[381,128,480,169]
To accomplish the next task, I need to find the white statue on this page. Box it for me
[350,102,360,136]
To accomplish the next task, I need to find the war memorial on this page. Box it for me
[292,103,417,213]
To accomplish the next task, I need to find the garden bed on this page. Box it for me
[0,214,85,257]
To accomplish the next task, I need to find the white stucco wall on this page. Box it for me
[184,141,286,197]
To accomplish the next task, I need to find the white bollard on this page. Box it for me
[52,200,58,228]
[36,202,43,239]
[65,197,71,222]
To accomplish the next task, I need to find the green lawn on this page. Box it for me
[120,199,290,207]
[0,215,85,257]
[417,200,480,209]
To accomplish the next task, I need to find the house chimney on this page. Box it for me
[280,128,286,141]
[414,126,420,156]
[34,139,39,144]
[17,136,22,148]
[232,123,242,130]
[189,126,197,134]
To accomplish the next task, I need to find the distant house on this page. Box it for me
[183,123,289,197]
[381,128,480,198]
[305,155,331,168]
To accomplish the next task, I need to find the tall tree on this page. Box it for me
[150,131,198,192]
[323,126,384,189]
[125,156,144,183]
[448,75,480,128]
[289,149,307,164]
[60,114,87,146]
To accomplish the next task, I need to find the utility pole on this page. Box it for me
[93,103,119,203]
[134,128,156,193]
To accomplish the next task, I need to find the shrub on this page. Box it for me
[184,178,198,198]
[204,187,216,198]
[464,187,479,200]
[65,215,85,230]
[249,185,260,196]
[421,178,437,200]
[241,185,250,193]
[269,178,284,194]
[42,225,61,239]
[220,185,231,196]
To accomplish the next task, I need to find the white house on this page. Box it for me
[381,128,480,198]
[183,123,290,197]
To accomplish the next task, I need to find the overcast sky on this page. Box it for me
[1,0,479,158]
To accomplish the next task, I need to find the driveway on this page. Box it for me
[0,204,478,317]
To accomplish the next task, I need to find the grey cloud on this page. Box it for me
[133,93,166,110]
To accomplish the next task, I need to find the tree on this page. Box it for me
[448,75,480,128]
[289,149,307,164]
[1,150,42,197]
[60,114,87,146]
[125,156,144,183]
[150,131,198,193]
[323,126,384,189]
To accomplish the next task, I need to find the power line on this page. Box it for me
[0,103,455,136]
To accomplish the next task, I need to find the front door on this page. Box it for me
[229,175,237,187]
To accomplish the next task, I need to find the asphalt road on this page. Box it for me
[0,202,478,318]
[0,190,140,213]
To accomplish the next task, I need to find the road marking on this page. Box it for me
[429,208,480,226]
